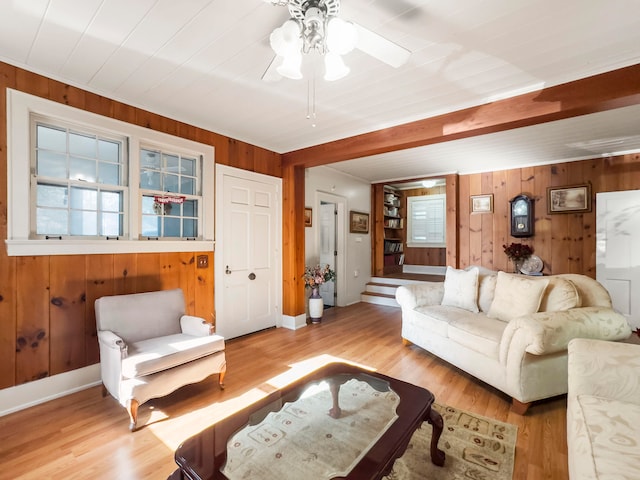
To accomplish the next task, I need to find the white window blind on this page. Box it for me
[407,194,446,247]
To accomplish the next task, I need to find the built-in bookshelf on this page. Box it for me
[383,188,404,274]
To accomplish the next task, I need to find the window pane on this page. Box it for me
[69,132,96,158]
[70,157,97,182]
[99,162,120,185]
[101,212,123,236]
[141,215,160,237]
[180,176,195,195]
[37,151,67,178]
[163,173,179,193]
[37,125,66,152]
[164,202,179,217]
[183,218,197,237]
[37,208,68,235]
[141,170,161,190]
[98,139,120,162]
[101,191,122,213]
[164,217,181,237]
[183,199,197,217]
[141,195,156,215]
[70,210,98,236]
[70,187,97,210]
[37,184,68,208]
[164,154,179,172]
[182,157,196,176]
[141,149,161,170]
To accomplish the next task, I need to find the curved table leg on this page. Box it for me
[426,405,446,466]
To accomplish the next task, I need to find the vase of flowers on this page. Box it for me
[503,242,533,274]
[304,264,336,323]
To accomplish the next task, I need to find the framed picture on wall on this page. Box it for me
[349,211,369,233]
[470,194,493,213]
[304,207,312,227]
[547,184,592,214]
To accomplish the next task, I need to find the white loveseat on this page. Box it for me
[95,289,226,430]
[567,338,640,479]
[396,267,631,413]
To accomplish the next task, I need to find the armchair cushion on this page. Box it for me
[121,333,225,379]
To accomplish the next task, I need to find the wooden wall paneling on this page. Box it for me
[282,165,306,317]
[113,254,138,295]
[170,252,195,313]
[445,174,458,268]
[85,255,115,366]
[158,252,183,292]
[15,256,50,384]
[0,253,16,388]
[194,252,214,324]
[15,68,49,98]
[372,184,385,276]
[502,169,524,271]
[228,139,253,172]
[565,162,589,273]
[49,256,87,375]
[135,253,164,293]
[253,148,282,178]
[47,82,85,110]
[457,175,470,268]
[481,172,494,269]
[532,166,552,274]
[549,164,570,274]
[468,174,483,266]
[491,170,509,272]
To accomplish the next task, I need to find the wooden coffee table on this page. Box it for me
[170,362,444,479]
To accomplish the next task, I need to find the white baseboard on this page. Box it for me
[0,364,101,417]
[402,265,447,275]
[281,314,307,330]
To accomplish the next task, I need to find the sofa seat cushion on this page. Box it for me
[448,315,507,358]
[574,395,640,479]
[122,333,225,379]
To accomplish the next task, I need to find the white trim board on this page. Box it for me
[0,364,101,417]
[402,265,447,275]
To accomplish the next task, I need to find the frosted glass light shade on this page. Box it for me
[270,20,302,57]
[277,52,303,79]
[326,18,357,55]
[324,52,349,81]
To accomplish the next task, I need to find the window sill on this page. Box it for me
[406,243,446,248]
[5,239,214,256]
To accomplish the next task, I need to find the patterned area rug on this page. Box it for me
[384,404,517,480]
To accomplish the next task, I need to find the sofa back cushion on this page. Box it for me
[441,266,479,312]
[557,274,613,308]
[539,276,581,312]
[95,289,185,343]
[487,271,549,321]
[478,273,498,312]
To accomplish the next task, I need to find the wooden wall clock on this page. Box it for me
[510,194,534,237]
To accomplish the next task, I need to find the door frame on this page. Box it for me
[215,164,283,329]
[316,191,347,307]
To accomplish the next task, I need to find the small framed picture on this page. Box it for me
[470,194,493,214]
[547,184,592,214]
[349,211,369,233]
[304,207,312,227]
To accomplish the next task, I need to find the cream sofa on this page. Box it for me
[396,267,631,413]
[567,338,640,479]
[95,289,227,431]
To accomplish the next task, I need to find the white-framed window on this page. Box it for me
[407,194,446,248]
[6,88,214,256]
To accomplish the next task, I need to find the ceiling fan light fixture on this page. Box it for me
[326,17,357,55]
[277,52,303,80]
[323,52,349,81]
[270,19,302,57]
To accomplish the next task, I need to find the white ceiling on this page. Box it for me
[1,0,639,183]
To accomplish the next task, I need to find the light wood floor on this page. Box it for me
[0,303,568,480]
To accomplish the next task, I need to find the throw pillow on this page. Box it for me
[441,266,480,313]
[487,271,550,321]
[539,277,581,312]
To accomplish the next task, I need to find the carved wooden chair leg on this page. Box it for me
[128,399,139,431]
[511,398,531,415]
[218,363,226,390]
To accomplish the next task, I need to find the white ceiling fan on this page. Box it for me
[261,0,411,82]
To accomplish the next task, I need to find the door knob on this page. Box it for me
[225,265,231,275]
[248,272,256,280]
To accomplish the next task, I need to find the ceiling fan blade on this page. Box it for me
[352,23,411,68]
[262,55,283,82]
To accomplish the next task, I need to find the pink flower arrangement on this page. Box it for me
[304,264,336,289]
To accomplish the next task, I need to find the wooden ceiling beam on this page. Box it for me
[282,63,640,168]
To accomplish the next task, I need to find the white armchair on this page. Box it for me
[95,289,226,431]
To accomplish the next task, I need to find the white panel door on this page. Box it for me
[596,189,640,330]
[319,202,336,306]
[217,173,279,339]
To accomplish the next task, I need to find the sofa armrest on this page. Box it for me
[395,282,444,310]
[500,307,631,363]
[568,338,640,405]
[97,330,127,355]
[180,315,214,337]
